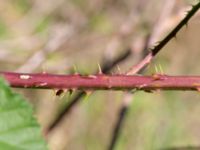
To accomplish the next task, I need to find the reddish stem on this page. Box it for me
[1,72,200,91]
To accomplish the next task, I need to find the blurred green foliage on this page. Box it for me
[0,19,9,38]
[0,78,47,150]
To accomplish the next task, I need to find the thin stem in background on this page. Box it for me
[108,93,132,150]
[109,2,200,150]
[127,2,200,75]
[108,33,151,150]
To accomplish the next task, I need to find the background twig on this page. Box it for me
[108,2,200,150]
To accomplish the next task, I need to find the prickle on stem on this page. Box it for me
[55,89,64,96]
[83,90,93,100]
[152,73,167,81]
[97,63,102,74]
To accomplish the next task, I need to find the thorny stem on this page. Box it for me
[0,3,198,92]
[2,72,200,91]
[127,2,200,75]
[46,49,132,132]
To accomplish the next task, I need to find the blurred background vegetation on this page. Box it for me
[0,0,200,149]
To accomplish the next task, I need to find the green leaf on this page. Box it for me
[0,77,48,150]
